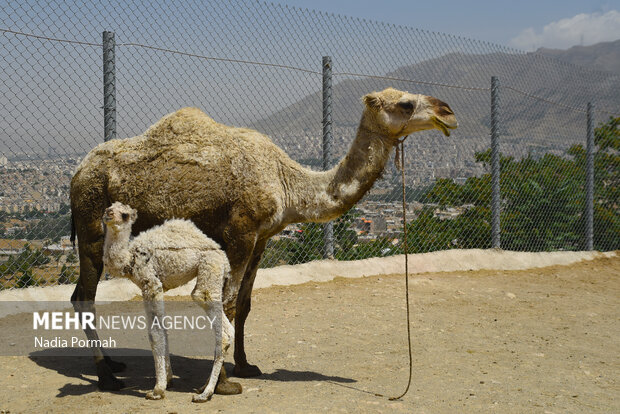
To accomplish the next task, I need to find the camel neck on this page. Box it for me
[283,123,394,223]
[103,229,132,276]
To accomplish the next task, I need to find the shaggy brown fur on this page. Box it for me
[70,87,457,392]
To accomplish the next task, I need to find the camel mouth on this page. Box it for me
[103,210,115,223]
[433,117,458,137]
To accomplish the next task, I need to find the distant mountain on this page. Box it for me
[248,41,619,186]
[252,43,619,152]
[536,40,620,75]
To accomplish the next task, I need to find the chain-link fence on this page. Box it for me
[1,0,618,289]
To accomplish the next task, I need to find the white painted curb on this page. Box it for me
[1,249,615,306]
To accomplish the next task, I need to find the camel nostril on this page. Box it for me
[436,105,454,117]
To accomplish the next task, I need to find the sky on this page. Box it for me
[272,0,620,51]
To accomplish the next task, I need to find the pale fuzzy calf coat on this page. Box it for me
[102,202,234,402]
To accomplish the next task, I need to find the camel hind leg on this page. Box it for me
[192,300,228,403]
[192,253,238,402]
[71,219,126,390]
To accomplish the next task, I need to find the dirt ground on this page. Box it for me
[0,255,618,413]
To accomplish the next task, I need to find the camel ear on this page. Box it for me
[363,92,383,110]
[131,209,138,222]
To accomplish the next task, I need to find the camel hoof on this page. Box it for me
[233,363,262,378]
[96,358,125,390]
[192,393,213,403]
[145,390,165,400]
[97,375,125,391]
[167,378,174,389]
[105,357,127,373]
[214,380,243,395]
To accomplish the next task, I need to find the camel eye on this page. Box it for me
[397,101,414,111]
[121,213,129,221]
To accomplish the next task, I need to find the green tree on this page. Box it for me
[66,251,78,264]
[400,117,618,252]
[0,244,50,288]
[0,244,50,274]
[288,222,325,264]
[287,209,367,264]
[499,153,584,250]
[349,237,395,258]
[567,116,619,250]
[424,178,463,206]
[58,264,77,284]
[16,268,37,288]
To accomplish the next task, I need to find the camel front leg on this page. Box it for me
[233,239,266,378]
[141,273,169,400]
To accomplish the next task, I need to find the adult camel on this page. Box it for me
[70,87,457,393]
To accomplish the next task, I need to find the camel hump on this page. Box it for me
[145,107,219,145]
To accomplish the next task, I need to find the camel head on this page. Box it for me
[103,202,137,232]
[362,87,458,141]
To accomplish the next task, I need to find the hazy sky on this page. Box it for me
[2,0,618,156]
[273,0,620,51]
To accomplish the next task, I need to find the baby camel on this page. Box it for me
[102,201,234,402]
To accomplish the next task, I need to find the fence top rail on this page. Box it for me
[504,86,620,116]
[2,27,618,117]
[116,41,323,76]
[0,28,101,47]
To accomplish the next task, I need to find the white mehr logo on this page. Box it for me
[33,311,95,330]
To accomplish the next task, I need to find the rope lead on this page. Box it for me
[389,139,413,401]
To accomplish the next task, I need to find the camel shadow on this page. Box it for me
[29,349,356,399]
[29,349,234,398]
[259,369,355,384]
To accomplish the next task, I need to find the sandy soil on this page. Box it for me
[0,255,618,413]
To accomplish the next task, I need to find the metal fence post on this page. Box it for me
[585,102,594,250]
[322,56,334,259]
[491,76,501,249]
[103,31,116,142]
